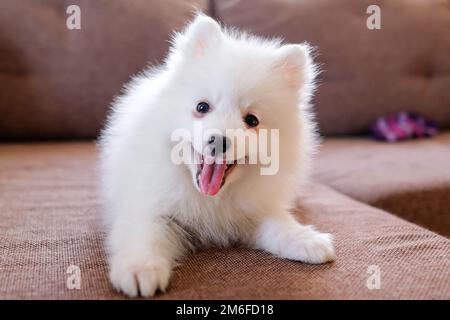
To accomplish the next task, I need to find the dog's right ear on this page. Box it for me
[178,14,222,57]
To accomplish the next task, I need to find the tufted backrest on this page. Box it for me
[215,0,450,136]
[0,0,206,140]
[0,0,449,139]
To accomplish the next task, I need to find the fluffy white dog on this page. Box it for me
[99,14,335,297]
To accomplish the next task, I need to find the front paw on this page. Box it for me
[109,255,171,298]
[279,227,335,264]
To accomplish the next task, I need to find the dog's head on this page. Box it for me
[166,14,316,196]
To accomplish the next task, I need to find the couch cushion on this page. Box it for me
[314,132,450,237]
[215,0,450,135]
[0,0,206,140]
[0,142,449,299]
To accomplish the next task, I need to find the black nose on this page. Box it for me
[208,135,231,156]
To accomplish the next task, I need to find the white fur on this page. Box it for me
[99,14,335,298]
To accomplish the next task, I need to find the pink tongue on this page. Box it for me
[199,157,227,196]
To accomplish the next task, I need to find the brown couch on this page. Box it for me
[1,0,449,299]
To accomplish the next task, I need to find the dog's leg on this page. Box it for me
[107,212,185,297]
[252,213,335,264]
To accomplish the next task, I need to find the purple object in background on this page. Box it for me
[371,112,438,142]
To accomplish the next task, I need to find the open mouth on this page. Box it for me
[195,154,238,196]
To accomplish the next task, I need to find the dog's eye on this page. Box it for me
[244,114,259,127]
[196,102,210,114]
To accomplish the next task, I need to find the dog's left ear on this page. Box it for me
[181,14,222,57]
[275,44,313,88]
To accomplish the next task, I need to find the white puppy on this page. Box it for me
[99,14,335,297]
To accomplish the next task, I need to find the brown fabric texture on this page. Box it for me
[1,142,449,299]
[314,132,450,238]
[0,0,206,140]
[215,0,450,135]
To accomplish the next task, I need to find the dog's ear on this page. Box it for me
[180,14,222,57]
[275,44,313,88]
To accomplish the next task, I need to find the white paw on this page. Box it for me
[109,255,171,298]
[279,227,335,264]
